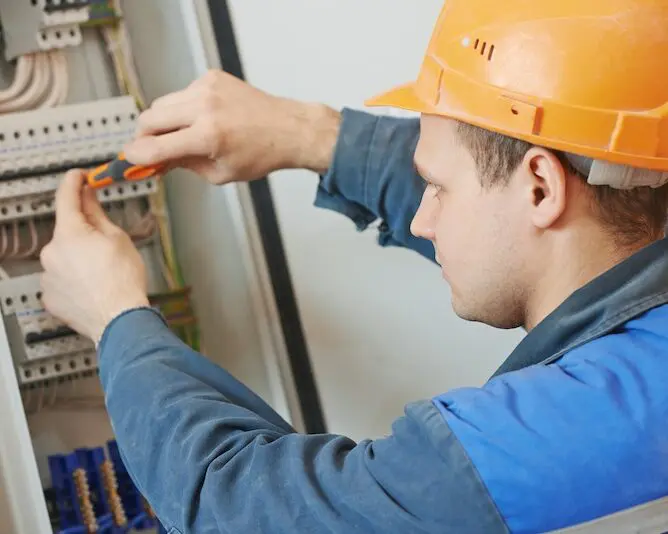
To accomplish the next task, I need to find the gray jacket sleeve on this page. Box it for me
[314,108,434,262]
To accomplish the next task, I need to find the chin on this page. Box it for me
[451,298,522,329]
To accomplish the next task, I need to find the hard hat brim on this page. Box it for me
[365,83,434,114]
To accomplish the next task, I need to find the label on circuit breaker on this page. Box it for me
[0,96,139,179]
[0,174,157,222]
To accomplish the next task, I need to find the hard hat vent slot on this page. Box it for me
[473,39,495,61]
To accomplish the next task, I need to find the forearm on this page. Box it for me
[97,308,296,520]
[97,309,473,533]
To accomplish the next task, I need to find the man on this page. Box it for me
[39,1,668,533]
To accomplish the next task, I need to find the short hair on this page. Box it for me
[456,122,668,247]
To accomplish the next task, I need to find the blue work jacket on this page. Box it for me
[98,109,668,533]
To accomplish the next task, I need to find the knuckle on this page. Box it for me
[199,121,222,156]
[136,109,152,130]
[109,228,127,243]
[203,69,219,84]
[193,69,218,90]
[200,89,220,112]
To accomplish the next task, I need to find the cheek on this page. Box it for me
[433,194,497,265]
[433,198,472,260]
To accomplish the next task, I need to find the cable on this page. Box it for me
[100,26,128,95]
[24,388,32,413]
[40,50,69,108]
[8,221,20,259]
[0,225,7,259]
[18,219,39,259]
[107,2,200,349]
[0,55,34,103]
[38,51,61,108]
[57,51,70,105]
[35,383,44,414]
[0,53,51,113]
[106,15,180,286]
[47,378,59,407]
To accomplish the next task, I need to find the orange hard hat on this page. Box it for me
[367,1,668,174]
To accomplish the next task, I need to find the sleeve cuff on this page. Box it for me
[315,107,380,230]
[97,306,169,358]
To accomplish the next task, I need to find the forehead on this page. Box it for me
[415,115,476,177]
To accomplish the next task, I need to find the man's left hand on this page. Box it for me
[40,170,150,343]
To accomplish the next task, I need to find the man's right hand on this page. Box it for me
[124,70,341,185]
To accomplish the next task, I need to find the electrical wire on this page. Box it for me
[0,55,34,103]
[9,221,20,259]
[0,53,50,113]
[0,225,7,258]
[40,50,69,108]
[99,2,201,349]
[47,377,59,407]
[35,383,44,414]
[105,7,184,290]
[0,49,69,113]
[18,219,39,258]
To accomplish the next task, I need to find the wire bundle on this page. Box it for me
[0,51,69,113]
[102,2,200,349]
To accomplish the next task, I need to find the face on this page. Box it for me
[411,116,531,329]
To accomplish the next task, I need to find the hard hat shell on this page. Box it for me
[367,1,668,171]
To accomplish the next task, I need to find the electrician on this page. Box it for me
[40,1,668,532]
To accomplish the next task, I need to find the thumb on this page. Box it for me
[54,170,88,235]
[81,186,118,235]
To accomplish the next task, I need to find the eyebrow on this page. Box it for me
[413,160,438,184]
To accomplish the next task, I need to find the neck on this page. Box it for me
[523,231,654,331]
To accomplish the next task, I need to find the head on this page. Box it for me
[411,115,668,330]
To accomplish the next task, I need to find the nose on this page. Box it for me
[410,190,437,240]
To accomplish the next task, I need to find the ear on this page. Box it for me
[520,147,568,229]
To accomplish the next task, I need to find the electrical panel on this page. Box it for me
[0,2,200,533]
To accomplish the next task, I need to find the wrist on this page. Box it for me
[282,100,341,174]
[93,294,150,343]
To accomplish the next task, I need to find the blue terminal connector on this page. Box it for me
[48,443,158,534]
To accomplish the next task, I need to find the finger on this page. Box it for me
[147,87,201,113]
[124,128,211,166]
[136,102,198,137]
[81,186,118,235]
[54,170,88,235]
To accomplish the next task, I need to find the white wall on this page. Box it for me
[227,0,525,441]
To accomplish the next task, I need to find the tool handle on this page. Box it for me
[86,153,163,189]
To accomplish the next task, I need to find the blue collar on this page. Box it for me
[491,238,668,378]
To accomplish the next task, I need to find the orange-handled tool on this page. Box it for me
[86,152,163,189]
